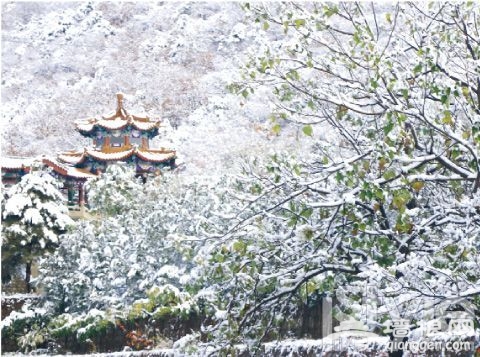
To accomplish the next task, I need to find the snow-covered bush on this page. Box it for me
[1,303,50,353]
[8,166,234,352]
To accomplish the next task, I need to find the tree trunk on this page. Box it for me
[25,261,32,293]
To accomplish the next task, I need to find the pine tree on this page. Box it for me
[2,172,73,292]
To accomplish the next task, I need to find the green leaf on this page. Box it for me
[383,169,396,180]
[302,125,313,136]
[293,164,301,176]
[272,124,281,134]
[385,13,392,24]
[323,5,338,17]
[294,19,306,28]
[300,207,313,219]
[287,69,299,80]
[233,241,247,254]
[374,188,385,201]
[442,110,453,125]
[413,63,422,74]
[335,171,344,182]
[263,21,270,31]
[288,216,298,227]
[411,181,424,192]
[383,120,394,135]
[353,31,361,45]
[440,94,449,105]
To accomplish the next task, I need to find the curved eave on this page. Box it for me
[132,121,161,131]
[75,120,161,136]
[136,149,176,163]
[43,158,68,176]
[43,158,97,180]
[58,151,86,165]
[66,168,97,179]
[1,166,31,172]
[85,148,135,161]
[82,148,176,164]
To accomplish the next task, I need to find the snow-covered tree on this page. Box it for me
[86,164,145,217]
[189,1,480,350]
[2,172,73,292]
[37,165,234,315]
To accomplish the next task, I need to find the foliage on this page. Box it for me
[86,164,145,216]
[38,165,233,314]
[1,304,51,353]
[8,165,228,352]
[127,285,197,321]
[193,1,480,349]
[1,172,73,290]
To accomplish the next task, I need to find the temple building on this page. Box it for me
[1,158,34,186]
[2,93,176,213]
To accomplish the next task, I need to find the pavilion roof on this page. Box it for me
[1,157,34,170]
[57,146,176,165]
[43,158,97,180]
[75,93,162,135]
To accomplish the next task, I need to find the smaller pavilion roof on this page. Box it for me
[43,158,97,180]
[1,157,34,170]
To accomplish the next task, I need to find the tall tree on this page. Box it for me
[2,172,73,292]
[196,1,480,348]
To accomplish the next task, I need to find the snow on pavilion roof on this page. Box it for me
[57,151,84,165]
[43,158,97,180]
[57,146,176,165]
[86,147,136,161]
[1,157,34,170]
[136,148,176,162]
[75,93,162,134]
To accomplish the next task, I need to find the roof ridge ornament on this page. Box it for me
[116,92,128,118]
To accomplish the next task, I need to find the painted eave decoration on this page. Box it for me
[56,147,176,164]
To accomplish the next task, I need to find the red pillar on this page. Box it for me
[84,185,88,207]
[78,183,85,207]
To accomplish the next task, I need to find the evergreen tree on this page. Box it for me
[2,172,73,292]
[38,165,229,313]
